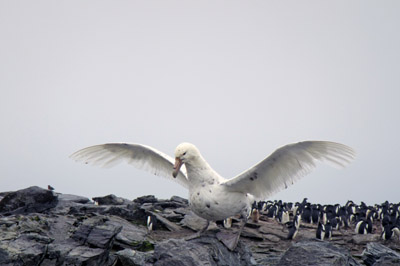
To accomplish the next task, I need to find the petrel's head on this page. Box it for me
[172,142,199,178]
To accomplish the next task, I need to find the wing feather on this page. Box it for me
[70,143,189,188]
[220,141,355,199]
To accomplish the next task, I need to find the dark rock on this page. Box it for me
[152,236,256,266]
[0,186,58,215]
[278,239,359,266]
[71,216,122,249]
[133,195,158,205]
[0,234,48,266]
[160,208,185,223]
[92,194,131,205]
[116,249,153,266]
[106,216,149,250]
[101,205,146,222]
[362,242,400,266]
[87,224,122,249]
[63,245,113,266]
[180,211,209,231]
[150,211,182,231]
[155,200,187,209]
[373,255,400,266]
[3,187,400,266]
[170,195,189,205]
[68,204,108,216]
[58,193,91,204]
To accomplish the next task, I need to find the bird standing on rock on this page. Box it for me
[71,141,355,250]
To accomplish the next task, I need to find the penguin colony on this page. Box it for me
[147,198,400,242]
[247,198,400,241]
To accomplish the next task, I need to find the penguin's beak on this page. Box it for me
[172,157,182,178]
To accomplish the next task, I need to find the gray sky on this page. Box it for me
[1,1,399,206]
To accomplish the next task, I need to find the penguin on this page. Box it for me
[321,211,327,225]
[324,220,332,240]
[147,215,157,232]
[355,220,369,234]
[338,206,348,218]
[286,202,294,212]
[301,204,312,224]
[366,209,376,223]
[301,198,308,205]
[349,214,356,224]
[261,202,268,212]
[257,201,265,212]
[366,217,373,234]
[324,205,335,218]
[287,222,299,240]
[276,208,283,223]
[316,222,325,240]
[293,214,301,229]
[311,206,320,224]
[251,208,260,223]
[281,210,290,225]
[340,215,349,229]
[223,217,232,228]
[266,204,277,218]
[330,217,340,231]
[47,185,55,191]
[346,201,356,216]
[381,214,391,229]
[381,225,397,240]
[292,202,300,216]
[251,203,260,223]
[276,207,289,224]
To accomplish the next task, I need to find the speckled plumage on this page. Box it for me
[71,140,355,228]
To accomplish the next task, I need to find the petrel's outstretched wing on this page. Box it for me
[70,143,189,188]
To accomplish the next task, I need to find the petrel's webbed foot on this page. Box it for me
[185,220,210,241]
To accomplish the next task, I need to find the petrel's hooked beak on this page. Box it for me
[172,157,183,178]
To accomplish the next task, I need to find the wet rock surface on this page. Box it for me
[0,186,399,265]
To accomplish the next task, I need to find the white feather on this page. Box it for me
[70,143,189,188]
[220,141,355,199]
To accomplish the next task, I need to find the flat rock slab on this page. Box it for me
[179,211,209,231]
[278,239,360,266]
[352,234,381,245]
[152,236,255,266]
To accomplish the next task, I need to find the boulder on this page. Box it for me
[133,195,158,205]
[362,242,400,266]
[170,195,189,205]
[116,249,153,266]
[0,186,58,214]
[92,194,131,205]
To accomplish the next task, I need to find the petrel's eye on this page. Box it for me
[183,152,187,156]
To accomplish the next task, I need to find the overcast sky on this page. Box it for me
[1,1,399,206]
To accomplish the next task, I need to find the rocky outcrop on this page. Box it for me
[0,186,399,265]
[362,242,400,266]
[0,186,58,215]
